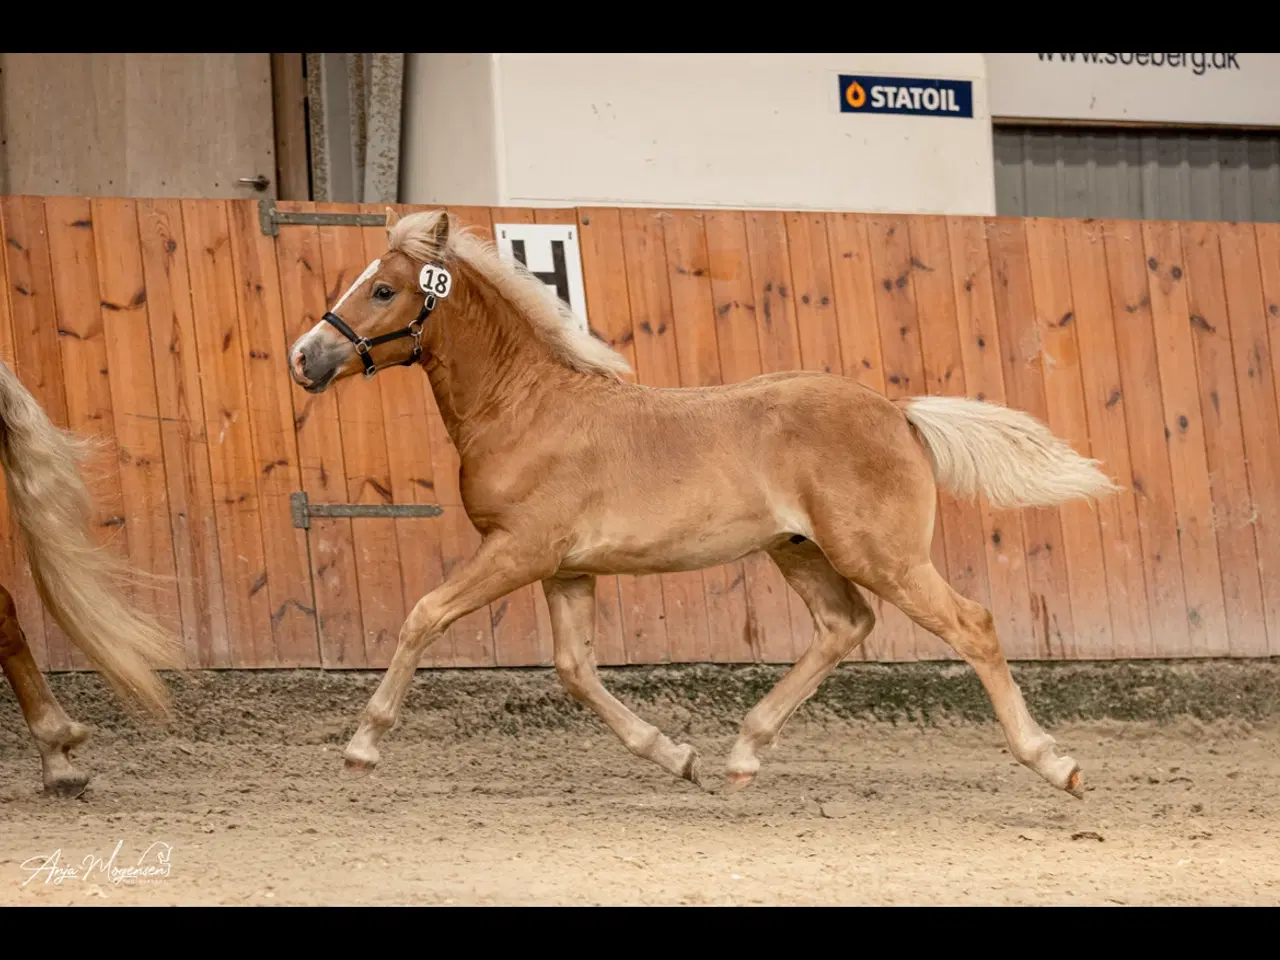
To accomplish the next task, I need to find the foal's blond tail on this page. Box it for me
[900,395,1122,510]
[0,358,180,720]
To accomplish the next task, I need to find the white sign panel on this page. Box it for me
[494,222,590,334]
[985,53,1280,129]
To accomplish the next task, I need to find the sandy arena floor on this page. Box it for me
[1,666,1278,906]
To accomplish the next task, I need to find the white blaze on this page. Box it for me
[333,258,381,312]
[292,256,378,365]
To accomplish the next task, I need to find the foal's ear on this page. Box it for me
[384,207,401,235]
[431,211,451,250]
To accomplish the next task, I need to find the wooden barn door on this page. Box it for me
[264,201,448,670]
[0,54,277,200]
[0,196,328,672]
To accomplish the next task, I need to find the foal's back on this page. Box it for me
[590,368,923,482]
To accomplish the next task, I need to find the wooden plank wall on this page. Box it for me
[3,196,1279,671]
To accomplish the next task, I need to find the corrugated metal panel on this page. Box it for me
[994,126,1280,222]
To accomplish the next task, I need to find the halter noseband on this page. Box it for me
[321,261,452,380]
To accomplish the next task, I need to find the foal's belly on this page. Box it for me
[557,482,809,577]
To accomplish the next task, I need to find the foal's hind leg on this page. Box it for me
[0,586,91,797]
[724,538,876,791]
[874,561,1083,797]
[543,574,705,788]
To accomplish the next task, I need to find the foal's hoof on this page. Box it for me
[342,757,375,779]
[722,770,756,794]
[677,745,706,789]
[43,771,90,800]
[1031,738,1083,799]
[342,742,379,779]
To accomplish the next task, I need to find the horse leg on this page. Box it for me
[870,560,1083,797]
[0,586,91,797]
[723,538,876,791]
[543,574,704,788]
[343,532,554,775]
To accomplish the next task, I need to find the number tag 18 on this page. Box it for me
[419,264,453,299]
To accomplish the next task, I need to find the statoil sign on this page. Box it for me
[838,74,974,118]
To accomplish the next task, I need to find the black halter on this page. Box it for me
[321,290,438,380]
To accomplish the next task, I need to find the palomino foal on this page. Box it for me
[288,209,1118,798]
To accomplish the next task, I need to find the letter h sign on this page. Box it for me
[495,223,591,334]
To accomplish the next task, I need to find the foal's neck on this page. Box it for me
[421,277,592,458]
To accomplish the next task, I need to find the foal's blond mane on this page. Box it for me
[387,210,632,380]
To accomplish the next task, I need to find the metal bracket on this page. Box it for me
[290,491,443,529]
[259,199,390,237]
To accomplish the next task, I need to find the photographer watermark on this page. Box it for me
[18,840,174,887]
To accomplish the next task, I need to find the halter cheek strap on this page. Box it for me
[322,296,434,379]
[321,262,451,380]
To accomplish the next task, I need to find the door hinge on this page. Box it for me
[291,491,443,529]
[259,199,390,237]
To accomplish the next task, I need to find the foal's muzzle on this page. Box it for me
[289,339,340,393]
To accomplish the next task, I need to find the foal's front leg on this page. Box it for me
[543,575,705,788]
[343,532,554,774]
[0,586,91,797]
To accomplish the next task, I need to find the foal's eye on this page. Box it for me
[372,284,395,301]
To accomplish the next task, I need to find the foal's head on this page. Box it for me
[288,208,458,393]
[289,206,633,394]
